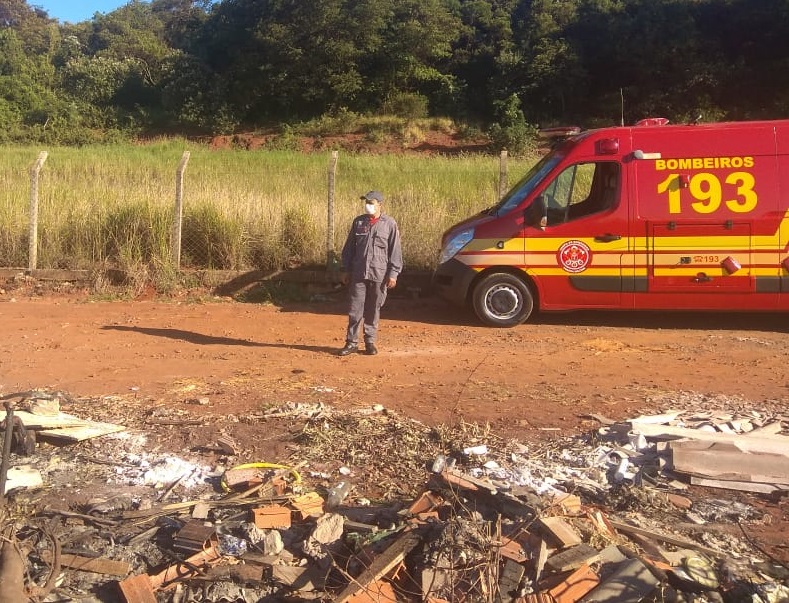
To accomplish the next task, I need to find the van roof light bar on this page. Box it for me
[635,117,670,127]
[538,126,582,139]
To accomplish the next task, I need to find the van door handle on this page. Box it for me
[594,234,622,242]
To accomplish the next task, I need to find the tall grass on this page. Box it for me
[0,141,536,284]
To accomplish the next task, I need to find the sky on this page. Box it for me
[33,1,143,24]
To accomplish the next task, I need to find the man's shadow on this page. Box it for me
[100,325,339,354]
[271,294,478,326]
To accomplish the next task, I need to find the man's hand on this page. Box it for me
[341,273,350,285]
[386,277,397,289]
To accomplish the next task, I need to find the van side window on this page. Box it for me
[543,162,620,226]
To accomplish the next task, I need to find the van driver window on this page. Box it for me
[543,162,620,226]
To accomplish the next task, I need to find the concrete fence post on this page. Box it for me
[327,150,339,270]
[171,151,191,269]
[28,151,48,271]
[499,149,508,200]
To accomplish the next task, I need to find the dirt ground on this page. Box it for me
[1,286,787,434]
[1,283,788,568]
[209,128,492,155]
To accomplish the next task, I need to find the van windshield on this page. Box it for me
[491,151,565,216]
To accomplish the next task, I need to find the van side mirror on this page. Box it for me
[525,196,548,229]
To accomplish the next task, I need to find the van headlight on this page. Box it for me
[438,227,474,264]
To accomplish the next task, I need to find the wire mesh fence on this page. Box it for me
[0,147,515,275]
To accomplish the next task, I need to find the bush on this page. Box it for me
[383,92,430,119]
[299,108,361,136]
[488,94,538,156]
[264,124,301,151]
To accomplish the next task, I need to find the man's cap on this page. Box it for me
[361,190,384,203]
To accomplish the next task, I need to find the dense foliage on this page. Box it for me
[1,0,788,144]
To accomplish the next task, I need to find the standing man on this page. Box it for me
[337,190,403,356]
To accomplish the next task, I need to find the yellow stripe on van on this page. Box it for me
[524,267,623,277]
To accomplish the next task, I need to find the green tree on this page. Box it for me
[505,0,585,124]
[178,0,462,125]
[56,1,184,129]
[0,3,71,140]
[5,0,789,141]
[696,0,789,119]
[362,0,462,114]
[0,0,58,55]
[150,0,211,50]
[448,0,518,120]
[183,0,378,122]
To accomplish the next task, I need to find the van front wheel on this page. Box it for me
[472,273,534,327]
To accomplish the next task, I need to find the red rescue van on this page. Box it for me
[433,118,789,326]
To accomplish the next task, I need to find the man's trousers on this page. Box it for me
[345,279,387,345]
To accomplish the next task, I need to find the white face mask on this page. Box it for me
[364,203,377,215]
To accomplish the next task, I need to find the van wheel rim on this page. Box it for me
[486,285,521,319]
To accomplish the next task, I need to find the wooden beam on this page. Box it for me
[608,521,723,558]
[42,552,131,576]
[333,530,421,603]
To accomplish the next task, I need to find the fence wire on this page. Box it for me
[0,149,512,274]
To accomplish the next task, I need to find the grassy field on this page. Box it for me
[0,140,535,289]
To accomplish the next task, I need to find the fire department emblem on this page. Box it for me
[557,240,592,273]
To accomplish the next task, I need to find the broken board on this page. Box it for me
[668,440,789,486]
[12,410,125,442]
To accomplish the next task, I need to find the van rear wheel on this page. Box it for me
[472,273,534,327]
